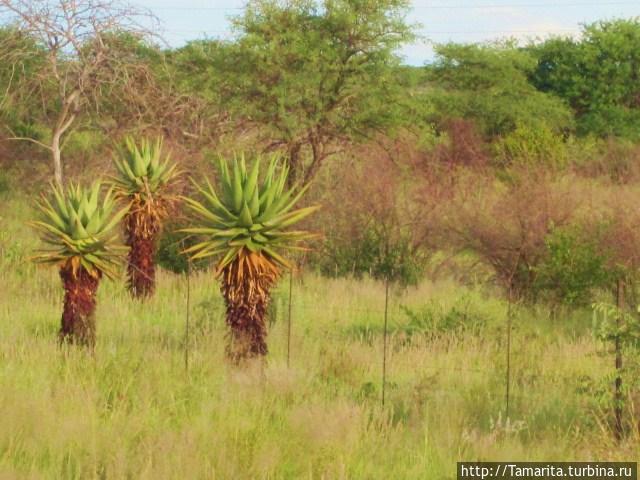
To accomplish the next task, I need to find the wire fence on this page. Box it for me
[1,251,627,431]
[173,268,640,439]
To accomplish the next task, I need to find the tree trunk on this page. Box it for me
[125,210,159,299]
[50,90,79,187]
[60,264,100,348]
[220,250,277,364]
[127,235,156,299]
[287,142,302,187]
[303,133,323,186]
[52,133,63,187]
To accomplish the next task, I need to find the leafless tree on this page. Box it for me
[0,0,157,185]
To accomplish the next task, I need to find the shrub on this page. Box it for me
[308,146,430,285]
[429,118,490,169]
[156,220,213,274]
[493,123,568,169]
[434,170,579,300]
[317,225,426,285]
[594,186,640,290]
[534,226,612,306]
[573,138,640,184]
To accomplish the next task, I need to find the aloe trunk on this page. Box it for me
[125,210,159,299]
[60,264,100,347]
[220,250,277,363]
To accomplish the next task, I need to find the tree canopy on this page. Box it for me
[173,0,416,183]
[426,41,574,138]
[530,18,640,141]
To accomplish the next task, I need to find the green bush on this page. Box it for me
[534,226,612,306]
[493,123,568,169]
[156,222,213,274]
[314,226,426,286]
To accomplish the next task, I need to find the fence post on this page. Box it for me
[615,278,624,440]
[184,259,191,373]
[287,268,293,368]
[382,276,390,406]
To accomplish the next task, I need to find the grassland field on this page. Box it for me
[1,194,639,479]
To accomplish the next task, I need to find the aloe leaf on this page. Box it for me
[238,201,254,227]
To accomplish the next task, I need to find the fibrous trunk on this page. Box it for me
[125,209,159,299]
[60,264,100,347]
[220,251,278,364]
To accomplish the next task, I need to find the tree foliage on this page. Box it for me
[180,0,416,184]
[530,19,640,140]
[427,41,573,138]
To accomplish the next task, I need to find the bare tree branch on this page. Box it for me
[0,0,158,185]
[5,134,52,151]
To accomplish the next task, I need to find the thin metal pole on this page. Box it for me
[185,260,191,373]
[382,276,390,406]
[615,278,624,440]
[286,269,293,367]
[505,288,512,419]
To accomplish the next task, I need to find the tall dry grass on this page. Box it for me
[0,193,639,479]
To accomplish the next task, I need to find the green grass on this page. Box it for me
[0,195,639,479]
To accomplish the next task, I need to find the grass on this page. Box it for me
[1,194,639,479]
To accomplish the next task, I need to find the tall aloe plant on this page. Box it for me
[31,181,128,347]
[111,137,180,299]
[182,154,318,363]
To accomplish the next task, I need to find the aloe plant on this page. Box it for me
[31,181,128,346]
[111,137,180,298]
[182,154,318,363]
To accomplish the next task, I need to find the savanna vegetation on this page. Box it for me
[1,0,640,478]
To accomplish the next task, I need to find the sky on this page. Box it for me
[137,0,640,65]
